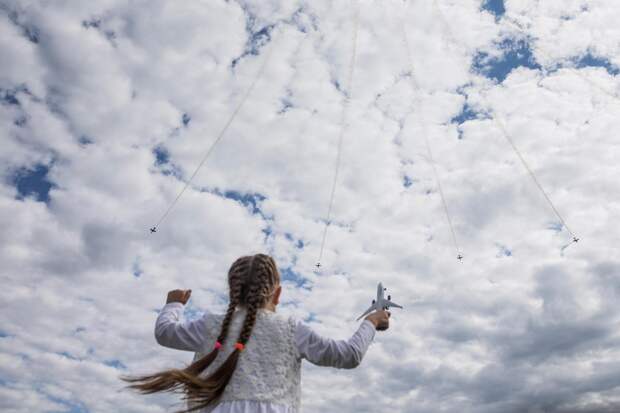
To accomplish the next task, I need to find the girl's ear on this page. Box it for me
[273,285,282,306]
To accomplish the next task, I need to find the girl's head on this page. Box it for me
[228,253,281,312]
[121,253,282,413]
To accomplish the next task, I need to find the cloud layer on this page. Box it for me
[1,0,620,412]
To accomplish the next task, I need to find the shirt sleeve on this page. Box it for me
[295,320,376,369]
[154,302,210,352]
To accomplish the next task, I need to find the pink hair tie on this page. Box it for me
[214,341,222,350]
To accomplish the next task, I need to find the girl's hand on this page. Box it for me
[166,289,192,305]
[364,310,390,331]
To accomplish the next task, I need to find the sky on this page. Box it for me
[1,0,620,412]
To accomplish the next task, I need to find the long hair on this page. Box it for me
[120,253,281,412]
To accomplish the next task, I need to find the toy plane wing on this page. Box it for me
[356,304,375,321]
[384,300,403,309]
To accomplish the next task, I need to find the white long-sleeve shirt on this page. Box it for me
[154,302,376,412]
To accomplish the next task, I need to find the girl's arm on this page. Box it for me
[295,319,377,369]
[154,289,209,352]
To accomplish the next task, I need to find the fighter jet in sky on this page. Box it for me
[150,227,157,233]
[356,282,403,321]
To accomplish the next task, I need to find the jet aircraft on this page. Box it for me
[356,282,403,321]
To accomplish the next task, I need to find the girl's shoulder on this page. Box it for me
[262,311,300,339]
[258,309,298,324]
[201,310,226,330]
[204,308,299,332]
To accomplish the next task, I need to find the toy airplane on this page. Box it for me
[356,282,403,321]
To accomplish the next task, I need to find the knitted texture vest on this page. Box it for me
[189,307,301,411]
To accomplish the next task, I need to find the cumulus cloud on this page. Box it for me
[1,0,620,412]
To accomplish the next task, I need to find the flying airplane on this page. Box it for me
[150,227,157,233]
[356,282,403,321]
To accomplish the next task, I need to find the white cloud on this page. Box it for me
[1,0,620,412]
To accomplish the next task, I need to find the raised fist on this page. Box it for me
[364,310,390,331]
[166,289,192,305]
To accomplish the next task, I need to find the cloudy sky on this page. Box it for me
[2,0,620,412]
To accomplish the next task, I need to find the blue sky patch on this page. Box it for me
[82,17,116,44]
[278,98,293,114]
[82,18,101,29]
[403,175,413,188]
[285,233,304,249]
[231,25,273,68]
[78,135,94,146]
[12,164,55,203]
[231,6,275,69]
[331,78,346,97]
[546,222,563,233]
[153,146,169,166]
[5,9,40,43]
[1,87,32,127]
[103,359,127,369]
[496,244,513,257]
[303,312,318,323]
[451,99,490,139]
[57,351,79,360]
[281,266,308,288]
[262,227,274,245]
[220,190,267,216]
[1,89,20,105]
[45,394,88,413]
[481,0,506,20]
[472,38,541,83]
[278,89,294,114]
[183,305,203,321]
[152,145,183,178]
[247,26,272,53]
[14,115,28,127]
[289,7,318,34]
[132,259,142,278]
[451,102,480,125]
[573,52,620,76]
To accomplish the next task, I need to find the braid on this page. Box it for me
[184,257,247,377]
[237,255,276,344]
[215,261,247,343]
[121,253,281,413]
[237,278,264,344]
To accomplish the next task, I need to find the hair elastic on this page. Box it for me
[214,341,222,350]
[234,342,245,351]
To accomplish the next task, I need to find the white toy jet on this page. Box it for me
[356,282,403,321]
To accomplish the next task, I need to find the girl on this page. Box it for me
[121,253,390,412]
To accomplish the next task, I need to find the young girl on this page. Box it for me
[122,253,390,412]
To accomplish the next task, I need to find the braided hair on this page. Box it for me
[121,253,281,413]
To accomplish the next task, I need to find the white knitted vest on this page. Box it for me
[189,307,301,412]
